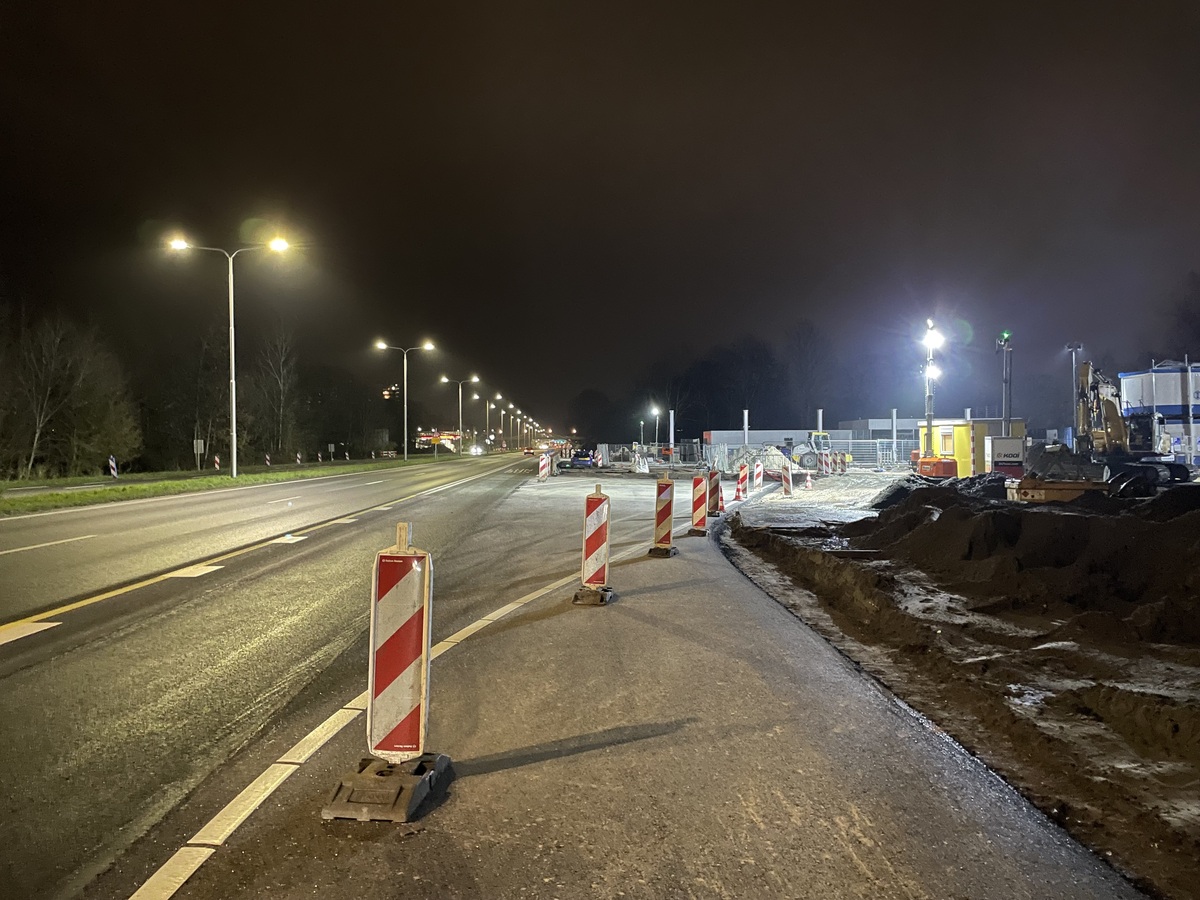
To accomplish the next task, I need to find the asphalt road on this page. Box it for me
[1,464,1147,900]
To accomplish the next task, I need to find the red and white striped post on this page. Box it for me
[649,476,677,557]
[706,468,721,517]
[837,451,848,475]
[782,458,793,496]
[296,451,301,465]
[820,451,832,476]
[753,460,764,490]
[367,523,432,762]
[214,454,220,471]
[574,484,615,605]
[322,522,450,824]
[689,475,708,536]
[265,453,271,467]
[735,464,749,500]
[538,454,550,481]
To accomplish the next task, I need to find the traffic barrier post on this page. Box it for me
[648,476,677,557]
[706,468,720,517]
[753,460,763,490]
[688,475,708,536]
[214,454,220,471]
[782,458,793,496]
[538,454,550,481]
[323,522,450,823]
[574,484,615,605]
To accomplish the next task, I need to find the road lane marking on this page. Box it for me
[189,764,297,846]
[0,534,96,556]
[267,495,301,504]
[0,459,520,521]
[330,517,359,524]
[128,847,215,900]
[2,464,526,636]
[0,621,60,647]
[363,480,384,486]
[165,566,224,578]
[278,708,363,765]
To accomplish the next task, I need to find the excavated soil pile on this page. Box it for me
[726,483,1200,899]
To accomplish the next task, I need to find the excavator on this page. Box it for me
[1015,361,1192,500]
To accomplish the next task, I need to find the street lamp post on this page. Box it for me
[375,339,435,462]
[922,320,945,458]
[640,420,644,445]
[441,374,479,453]
[169,236,289,478]
[1066,342,1083,449]
[651,406,660,447]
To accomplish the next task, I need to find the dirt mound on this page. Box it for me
[849,487,1200,644]
[1130,483,1200,522]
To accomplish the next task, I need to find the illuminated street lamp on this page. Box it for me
[375,339,435,461]
[441,374,479,453]
[650,406,660,446]
[168,235,289,478]
[640,419,645,444]
[1066,341,1083,449]
[922,320,945,457]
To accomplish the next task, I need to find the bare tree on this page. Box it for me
[258,328,298,453]
[15,318,90,478]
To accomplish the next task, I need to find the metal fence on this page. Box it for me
[703,440,920,473]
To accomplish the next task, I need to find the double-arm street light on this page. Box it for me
[169,236,289,478]
[441,374,479,453]
[922,320,945,458]
[375,339,435,461]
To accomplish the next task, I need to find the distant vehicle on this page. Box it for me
[557,449,596,470]
[468,445,484,456]
[522,447,536,456]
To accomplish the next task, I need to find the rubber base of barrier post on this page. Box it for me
[647,545,678,558]
[687,526,708,536]
[572,585,615,605]
[322,753,452,823]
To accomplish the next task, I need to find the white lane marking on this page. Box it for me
[0,534,96,556]
[128,847,215,900]
[330,518,359,524]
[372,506,394,511]
[189,764,297,846]
[267,495,301,505]
[278,708,362,765]
[270,535,308,544]
[165,565,224,579]
[363,480,384,486]
[0,621,61,647]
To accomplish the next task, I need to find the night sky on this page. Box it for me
[3,2,1200,434]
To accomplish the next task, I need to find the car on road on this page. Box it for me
[468,445,484,456]
[522,447,536,455]
[558,449,596,469]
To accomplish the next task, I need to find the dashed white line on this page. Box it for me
[0,621,61,647]
[267,495,301,504]
[0,534,96,556]
[165,565,224,579]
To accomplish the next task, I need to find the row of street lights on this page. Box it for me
[167,233,548,475]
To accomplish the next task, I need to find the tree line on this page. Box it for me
[0,304,405,479]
